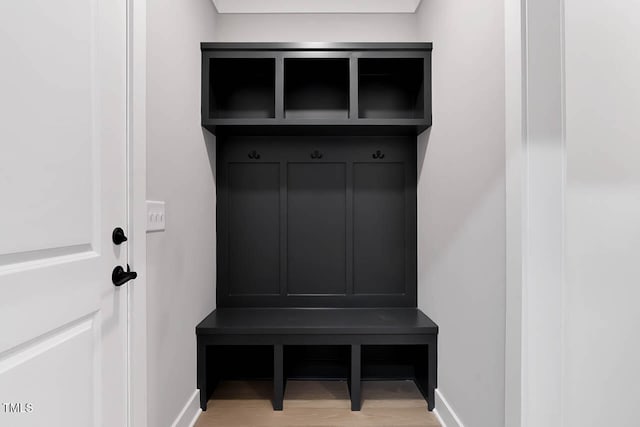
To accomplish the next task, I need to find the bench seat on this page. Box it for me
[196,308,438,411]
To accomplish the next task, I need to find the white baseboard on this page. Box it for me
[170,389,202,427]
[433,389,465,427]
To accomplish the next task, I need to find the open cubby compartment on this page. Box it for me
[284,345,350,380]
[362,345,427,380]
[209,58,276,119]
[358,58,425,119]
[284,58,350,120]
[208,345,274,382]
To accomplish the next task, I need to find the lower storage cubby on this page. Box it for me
[207,345,274,382]
[362,345,426,380]
[362,344,432,409]
[202,345,281,409]
[284,345,350,380]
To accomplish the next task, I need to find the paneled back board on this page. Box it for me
[217,136,417,307]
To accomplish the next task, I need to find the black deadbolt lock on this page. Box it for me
[112,227,128,245]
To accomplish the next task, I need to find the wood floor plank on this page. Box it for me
[361,380,427,409]
[195,380,440,427]
[210,380,273,400]
[284,380,351,409]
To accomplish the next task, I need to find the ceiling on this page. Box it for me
[212,0,423,14]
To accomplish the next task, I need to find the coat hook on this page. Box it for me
[372,150,385,159]
[248,150,261,160]
[310,150,323,159]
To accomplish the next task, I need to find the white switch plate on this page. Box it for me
[146,200,166,232]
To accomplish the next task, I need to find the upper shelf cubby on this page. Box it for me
[284,58,350,120]
[201,43,432,135]
[358,58,425,120]
[208,58,275,119]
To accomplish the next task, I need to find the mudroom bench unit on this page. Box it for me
[196,42,439,412]
[197,308,438,411]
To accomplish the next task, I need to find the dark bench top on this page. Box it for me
[196,308,438,336]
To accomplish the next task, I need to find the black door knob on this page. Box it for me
[112,227,128,245]
[112,264,138,287]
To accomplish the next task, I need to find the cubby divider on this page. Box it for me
[273,344,284,410]
[348,344,362,411]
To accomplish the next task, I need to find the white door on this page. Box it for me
[0,0,130,426]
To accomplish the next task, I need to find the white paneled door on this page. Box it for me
[0,0,130,426]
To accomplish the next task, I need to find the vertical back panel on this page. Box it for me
[353,163,406,294]
[228,162,280,295]
[287,163,347,295]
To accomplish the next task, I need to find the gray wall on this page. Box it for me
[214,13,419,41]
[415,1,506,426]
[146,0,218,425]
[563,0,640,425]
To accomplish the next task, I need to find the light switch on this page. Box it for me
[146,200,165,232]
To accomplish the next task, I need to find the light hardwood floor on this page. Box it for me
[195,380,441,427]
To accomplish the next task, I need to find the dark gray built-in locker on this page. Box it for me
[197,43,439,413]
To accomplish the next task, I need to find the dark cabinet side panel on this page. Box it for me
[228,163,280,295]
[287,163,347,295]
[353,163,406,294]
